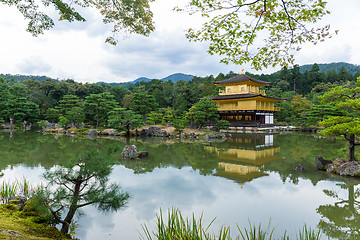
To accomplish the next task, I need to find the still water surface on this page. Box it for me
[0,131,359,239]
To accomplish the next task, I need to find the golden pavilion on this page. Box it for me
[209,73,285,127]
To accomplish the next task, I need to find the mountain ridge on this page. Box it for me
[298,62,360,74]
[2,62,360,84]
[132,73,194,83]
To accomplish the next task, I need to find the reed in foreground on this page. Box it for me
[141,208,325,240]
[0,178,35,203]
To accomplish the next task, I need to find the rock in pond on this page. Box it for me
[326,158,347,173]
[8,196,27,210]
[315,155,332,170]
[295,163,304,172]
[206,133,216,139]
[137,151,149,159]
[141,126,167,137]
[85,129,98,135]
[101,129,117,135]
[121,145,138,159]
[336,161,360,177]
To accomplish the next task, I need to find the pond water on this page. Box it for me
[0,130,359,239]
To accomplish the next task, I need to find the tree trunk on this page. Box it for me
[96,104,100,129]
[60,178,81,233]
[349,184,355,212]
[349,134,356,161]
[126,125,130,137]
[142,113,146,124]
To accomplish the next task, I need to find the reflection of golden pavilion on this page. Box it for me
[205,134,283,186]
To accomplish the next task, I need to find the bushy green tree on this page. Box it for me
[58,115,71,128]
[108,108,143,136]
[34,150,129,234]
[85,92,117,128]
[132,92,157,124]
[57,95,84,127]
[187,99,219,129]
[45,108,59,123]
[301,104,344,127]
[147,111,163,125]
[172,118,187,134]
[215,120,230,131]
[319,77,360,161]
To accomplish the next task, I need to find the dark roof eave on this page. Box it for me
[208,94,286,101]
[213,74,270,85]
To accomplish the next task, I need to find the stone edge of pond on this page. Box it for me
[316,155,360,178]
[42,126,232,141]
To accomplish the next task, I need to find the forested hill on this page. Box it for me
[132,73,194,83]
[2,62,359,85]
[299,62,360,74]
[1,61,360,129]
[0,73,58,83]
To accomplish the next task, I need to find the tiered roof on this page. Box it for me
[214,74,270,86]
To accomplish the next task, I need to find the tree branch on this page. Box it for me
[281,0,294,41]
[246,7,264,53]
[77,201,95,208]
[49,207,65,224]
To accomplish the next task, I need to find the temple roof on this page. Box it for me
[209,94,285,101]
[214,73,270,86]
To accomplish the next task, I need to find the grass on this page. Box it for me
[0,178,35,204]
[0,204,71,239]
[141,208,325,240]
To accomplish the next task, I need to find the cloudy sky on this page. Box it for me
[0,0,359,83]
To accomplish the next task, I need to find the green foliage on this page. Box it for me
[1,0,154,44]
[318,77,360,161]
[56,95,84,127]
[22,197,57,225]
[236,220,278,240]
[74,127,89,133]
[142,208,217,240]
[142,208,323,240]
[181,0,331,70]
[108,108,143,135]
[147,111,163,125]
[58,115,70,128]
[301,104,345,127]
[2,64,360,129]
[85,92,117,128]
[319,117,360,137]
[172,118,187,134]
[45,108,59,123]
[159,108,176,125]
[37,120,48,130]
[216,119,230,131]
[122,93,134,109]
[296,225,322,240]
[132,91,158,124]
[0,178,35,204]
[34,149,130,233]
[187,98,219,129]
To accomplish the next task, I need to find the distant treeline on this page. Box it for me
[0,74,59,83]
[0,63,359,128]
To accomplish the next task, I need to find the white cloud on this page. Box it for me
[16,56,53,74]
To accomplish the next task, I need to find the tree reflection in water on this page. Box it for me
[317,179,360,239]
